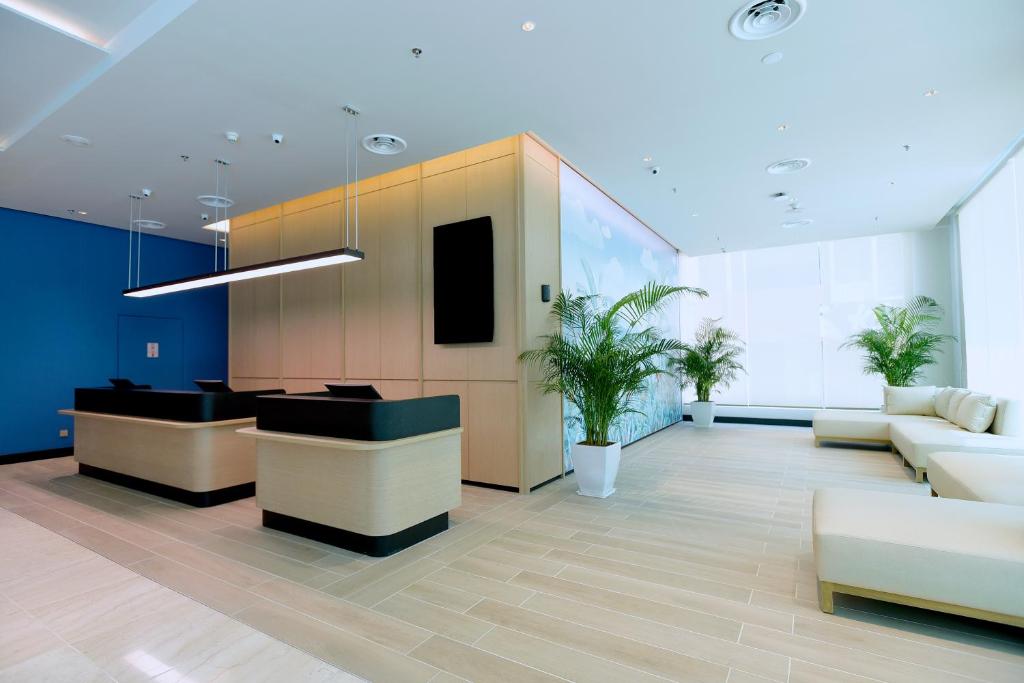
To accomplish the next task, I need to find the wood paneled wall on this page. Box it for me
[229,134,563,491]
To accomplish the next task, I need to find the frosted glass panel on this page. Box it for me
[745,244,823,407]
[958,153,1024,400]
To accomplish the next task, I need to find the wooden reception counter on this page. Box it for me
[243,392,462,556]
[61,387,284,506]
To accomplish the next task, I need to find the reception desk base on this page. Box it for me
[262,510,449,557]
[60,410,258,507]
[240,426,462,557]
[79,463,255,508]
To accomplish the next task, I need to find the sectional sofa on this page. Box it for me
[812,386,1024,482]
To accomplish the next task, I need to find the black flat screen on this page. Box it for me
[433,216,494,344]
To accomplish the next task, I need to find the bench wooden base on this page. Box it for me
[818,579,1024,629]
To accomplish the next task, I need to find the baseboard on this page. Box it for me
[262,509,448,557]
[0,447,73,465]
[682,415,812,428]
[461,479,519,493]
[78,463,254,507]
[529,473,564,492]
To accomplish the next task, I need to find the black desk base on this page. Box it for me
[78,464,255,507]
[262,509,449,557]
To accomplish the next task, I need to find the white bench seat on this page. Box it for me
[813,488,1024,627]
[928,452,1024,505]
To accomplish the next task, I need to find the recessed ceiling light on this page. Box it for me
[691,212,699,217]
[362,134,407,155]
[766,158,811,174]
[521,21,536,32]
[777,123,788,133]
[197,195,234,208]
[730,1,806,41]
[761,51,784,65]
[924,88,938,97]
[642,156,653,163]
[60,134,91,147]
[782,218,813,228]
[133,219,166,230]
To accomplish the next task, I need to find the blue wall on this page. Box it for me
[0,208,228,457]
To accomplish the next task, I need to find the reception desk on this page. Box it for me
[242,393,461,556]
[62,387,283,506]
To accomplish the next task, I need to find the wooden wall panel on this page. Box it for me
[230,378,283,391]
[379,180,421,380]
[229,216,281,379]
[421,168,469,380]
[423,380,469,478]
[381,380,421,400]
[467,381,519,487]
[467,154,518,381]
[344,190,381,379]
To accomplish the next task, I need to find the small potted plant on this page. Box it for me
[842,295,954,387]
[672,317,745,428]
[520,282,706,497]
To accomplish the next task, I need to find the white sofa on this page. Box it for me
[813,388,1024,482]
[813,488,1024,628]
[928,451,1024,505]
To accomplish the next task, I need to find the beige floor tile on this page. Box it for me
[402,580,484,613]
[56,523,153,565]
[426,567,535,606]
[236,599,437,682]
[210,524,331,564]
[411,635,563,683]
[375,593,493,644]
[0,645,112,683]
[132,555,259,615]
[150,540,277,589]
[0,553,136,610]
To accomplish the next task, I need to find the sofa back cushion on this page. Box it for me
[954,393,998,433]
[883,386,937,416]
[934,387,957,419]
[992,398,1024,436]
[946,389,972,422]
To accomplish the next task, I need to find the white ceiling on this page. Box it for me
[1,0,1022,255]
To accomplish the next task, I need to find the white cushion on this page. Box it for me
[946,389,972,421]
[891,421,1024,469]
[934,387,957,420]
[929,452,1024,505]
[954,393,998,433]
[813,488,1024,618]
[812,410,940,442]
[883,386,936,416]
[993,399,1024,437]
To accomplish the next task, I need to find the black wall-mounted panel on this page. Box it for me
[433,216,494,344]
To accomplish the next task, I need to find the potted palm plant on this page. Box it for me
[672,318,745,428]
[842,295,954,387]
[520,282,706,497]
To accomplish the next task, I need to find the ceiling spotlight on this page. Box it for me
[60,134,91,147]
[521,21,536,32]
[766,158,811,174]
[642,156,653,163]
[133,219,166,230]
[362,134,407,155]
[411,47,422,58]
[771,192,790,202]
[225,131,239,143]
[782,218,814,228]
[761,51,784,65]
[66,209,88,216]
[777,123,788,133]
[924,88,938,97]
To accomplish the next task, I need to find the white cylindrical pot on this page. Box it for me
[571,441,621,498]
[691,401,716,428]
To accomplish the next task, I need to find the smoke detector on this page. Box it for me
[362,134,407,155]
[730,0,806,40]
[782,218,813,228]
[133,219,166,230]
[766,158,811,174]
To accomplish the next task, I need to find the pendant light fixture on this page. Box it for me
[123,110,365,298]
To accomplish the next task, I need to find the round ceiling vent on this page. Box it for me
[766,158,811,174]
[196,195,234,208]
[782,218,813,228]
[362,134,407,155]
[730,0,806,40]
[133,219,166,230]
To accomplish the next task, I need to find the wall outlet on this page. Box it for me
[59,428,69,438]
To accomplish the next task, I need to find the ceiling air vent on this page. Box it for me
[133,219,166,230]
[766,158,811,174]
[782,218,814,228]
[729,0,806,40]
[362,134,407,155]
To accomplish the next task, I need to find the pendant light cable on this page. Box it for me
[135,195,143,288]
[127,195,134,288]
[354,110,359,250]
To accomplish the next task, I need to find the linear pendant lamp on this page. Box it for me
[123,247,364,297]
[123,107,365,297]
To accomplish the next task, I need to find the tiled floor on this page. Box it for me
[1,423,1022,682]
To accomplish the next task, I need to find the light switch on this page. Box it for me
[147,342,159,358]
[59,429,69,438]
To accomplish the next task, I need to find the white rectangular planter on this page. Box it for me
[691,401,716,428]
[571,441,621,498]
